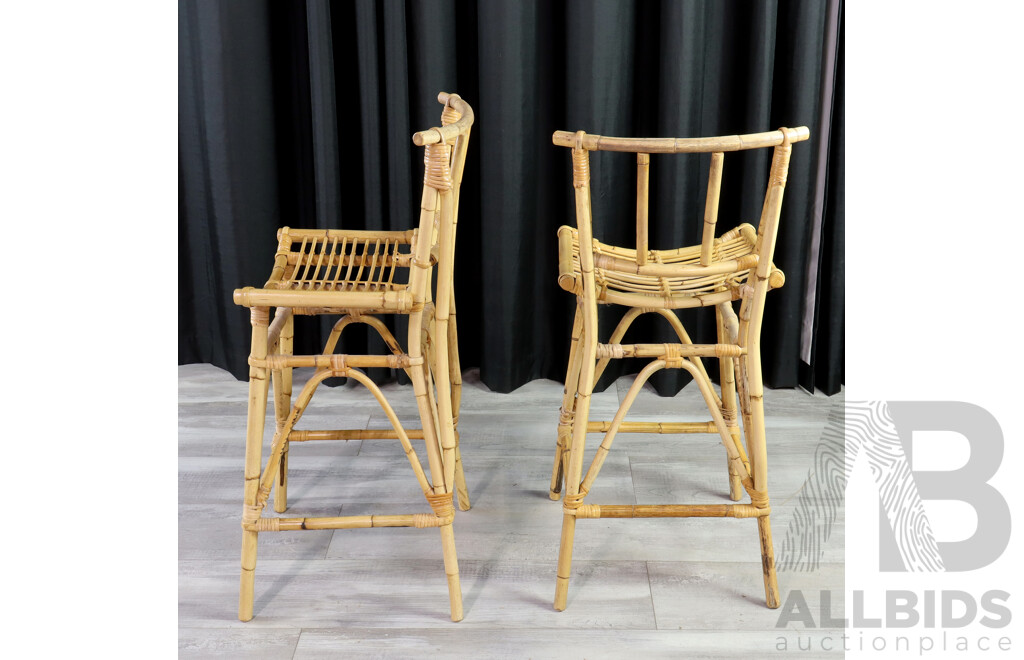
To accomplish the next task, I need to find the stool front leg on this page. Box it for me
[240,307,271,622]
[550,303,584,500]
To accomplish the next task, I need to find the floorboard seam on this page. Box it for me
[645,560,660,630]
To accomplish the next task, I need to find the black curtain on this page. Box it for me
[179,0,844,396]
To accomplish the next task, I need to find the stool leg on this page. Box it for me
[240,308,270,622]
[757,515,779,608]
[741,350,780,609]
[453,435,469,511]
[550,303,584,500]
[448,296,470,511]
[439,520,463,622]
[410,342,464,622]
[554,314,596,611]
[433,386,464,621]
[273,311,293,514]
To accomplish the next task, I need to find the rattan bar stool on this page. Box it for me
[231,93,474,622]
[548,127,809,611]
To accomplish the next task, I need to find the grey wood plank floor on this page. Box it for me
[179,363,843,659]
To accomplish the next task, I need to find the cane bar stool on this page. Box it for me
[548,127,809,611]
[231,92,474,622]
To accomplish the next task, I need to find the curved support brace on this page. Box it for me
[447,292,470,510]
[673,359,753,489]
[324,314,410,376]
[271,309,294,513]
[716,302,744,501]
[251,368,334,516]
[575,359,668,501]
[734,356,754,457]
[249,365,434,521]
[592,307,644,383]
[650,308,717,407]
[342,368,434,496]
[591,307,717,409]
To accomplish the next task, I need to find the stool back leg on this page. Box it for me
[742,347,780,608]
[555,140,598,611]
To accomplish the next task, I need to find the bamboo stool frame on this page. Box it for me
[548,126,809,612]
[232,93,474,622]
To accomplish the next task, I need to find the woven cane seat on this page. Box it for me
[556,222,784,310]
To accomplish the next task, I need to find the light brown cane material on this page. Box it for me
[636,153,650,266]
[231,94,474,623]
[549,126,807,612]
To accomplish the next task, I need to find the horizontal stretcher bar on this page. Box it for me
[233,287,411,311]
[595,343,744,359]
[574,504,769,519]
[252,354,422,370]
[242,513,447,532]
[585,421,718,433]
[290,429,426,441]
[279,227,416,241]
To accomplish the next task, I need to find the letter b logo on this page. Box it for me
[880,402,1010,571]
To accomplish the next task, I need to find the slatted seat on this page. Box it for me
[548,126,809,613]
[234,228,425,313]
[557,223,785,309]
[231,92,474,623]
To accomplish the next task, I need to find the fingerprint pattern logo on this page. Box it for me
[776,400,945,572]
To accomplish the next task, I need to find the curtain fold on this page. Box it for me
[179,0,845,396]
